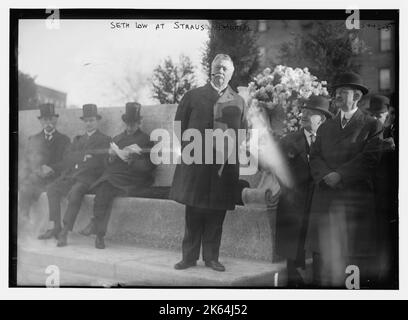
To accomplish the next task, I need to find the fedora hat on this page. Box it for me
[80,104,101,120]
[302,95,334,118]
[38,103,58,119]
[367,94,390,114]
[122,102,142,123]
[331,72,369,95]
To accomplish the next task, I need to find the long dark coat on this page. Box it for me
[275,130,314,262]
[90,129,156,196]
[60,130,111,186]
[20,130,71,186]
[308,108,383,258]
[169,83,246,211]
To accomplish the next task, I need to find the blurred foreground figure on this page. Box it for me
[19,103,70,219]
[275,95,333,287]
[308,72,383,288]
[367,94,398,288]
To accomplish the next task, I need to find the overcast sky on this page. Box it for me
[18,19,209,107]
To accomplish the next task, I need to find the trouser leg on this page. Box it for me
[93,181,121,237]
[19,183,38,216]
[202,209,226,262]
[312,252,324,288]
[18,179,45,215]
[46,178,74,229]
[62,181,89,231]
[181,206,204,263]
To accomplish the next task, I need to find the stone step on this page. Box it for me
[17,234,286,287]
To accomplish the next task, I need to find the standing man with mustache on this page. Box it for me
[170,54,246,272]
[308,72,383,288]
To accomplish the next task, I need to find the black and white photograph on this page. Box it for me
[7,4,402,294]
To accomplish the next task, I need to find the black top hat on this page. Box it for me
[38,103,58,119]
[122,102,142,123]
[331,72,369,95]
[80,104,101,120]
[302,95,334,118]
[215,105,242,129]
[367,95,390,114]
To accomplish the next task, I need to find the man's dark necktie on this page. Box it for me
[341,116,349,128]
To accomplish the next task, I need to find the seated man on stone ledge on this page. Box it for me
[38,104,111,246]
[19,103,70,220]
[79,102,156,249]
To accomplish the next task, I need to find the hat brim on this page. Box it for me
[122,114,141,123]
[366,107,389,114]
[302,106,334,119]
[38,114,59,119]
[80,115,102,120]
[332,83,369,95]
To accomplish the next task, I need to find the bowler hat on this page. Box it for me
[331,72,369,95]
[122,102,142,123]
[80,104,101,120]
[302,95,334,118]
[367,95,390,114]
[38,103,58,119]
[215,105,242,129]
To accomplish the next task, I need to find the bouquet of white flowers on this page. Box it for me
[248,65,329,136]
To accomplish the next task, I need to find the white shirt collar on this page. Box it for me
[303,129,316,146]
[340,107,358,120]
[44,129,56,136]
[86,129,97,137]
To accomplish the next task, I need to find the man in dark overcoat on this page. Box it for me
[275,95,333,287]
[366,95,398,287]
[38,104,110,246]
[170,54,246,272]
[79,102,156,249]
[308,72,383,288]
[19,103,70,218]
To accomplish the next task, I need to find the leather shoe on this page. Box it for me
[205,260,225,272]
[174,260,197,270]
[95,236,105,249]
[56,229,68,247]
[79,220,96,236]
[38,228,60,240]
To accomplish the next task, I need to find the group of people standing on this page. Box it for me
[169,54,397,288]
[18,53,397,288]
[274,72,397,288]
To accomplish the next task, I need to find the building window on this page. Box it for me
[380,28,391,51]
[258,20,267,32]
[379,68,391,91]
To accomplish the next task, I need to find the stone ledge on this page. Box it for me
[29,193,277,262]
[17,235,285,287]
